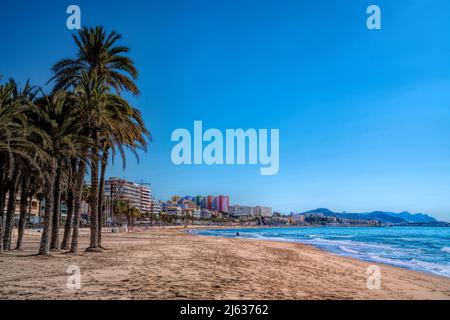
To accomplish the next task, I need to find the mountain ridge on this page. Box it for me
[300,208,442,224]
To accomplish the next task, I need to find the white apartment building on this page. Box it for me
[105,177,152,213]
[254,206,273,217]
[150,199,162,216]
[166,206,182,216]
[229,205,255,217]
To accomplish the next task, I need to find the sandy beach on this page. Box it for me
[0,227,449,300]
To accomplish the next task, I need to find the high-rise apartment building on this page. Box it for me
[229,205,255,217]
[201,195,229,212]
[217,195,229,213]
[205,195,214,211]
[195,195,204,206]
[105,177,152,213]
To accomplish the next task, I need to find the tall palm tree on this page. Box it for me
[0,79,19,254]
[64,72,149,250]
[50,26,139,95]
[95,96,150,248]
[16,171,43,250]
[32,91,88,255]
[0,79,44,252]
[50,26,145,251]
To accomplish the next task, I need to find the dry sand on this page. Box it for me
[0,227,449,300]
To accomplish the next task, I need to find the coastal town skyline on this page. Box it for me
[1,0,450,222]
[101,176,447,223]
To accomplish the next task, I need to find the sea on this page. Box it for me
[193,226,450,278]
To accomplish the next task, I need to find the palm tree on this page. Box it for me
[32,91,88,255]
[95,97,150,247]
[50,27,146,251]
[0,79,45,252]
[16,172,43,250]
[65,72,148,250]
[1,25,149,255]
[50,26,139,95]
[0,80,23,252]
[116,200,140,228]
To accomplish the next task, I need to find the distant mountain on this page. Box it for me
[394,211,437,223]
[303,208,335,215]
[300,208,440,225]
[364,211,406,224]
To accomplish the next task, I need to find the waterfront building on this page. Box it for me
[291,213,305,223]
[105,177,152,214]
[166,205,182,216]
[180,199,200,218]
[150,199,162,216]
[229,205,255,217]
[217,195,229,213]
[201,208,212,219]
[254,206,272,217]
[206,195,214,211]
[195,195,204,206]
[273,212,283,217]
[191,209,202,219]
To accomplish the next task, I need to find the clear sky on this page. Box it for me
[1,0,450,221]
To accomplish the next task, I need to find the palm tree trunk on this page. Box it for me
[61,159,76,249]
[70,153,87,254]
[38,168,56,256]
[88,130,99,250]
[37,194,42,220]
[61,182,74,250]
[0,174,5,255]
[26,192,33,225]
[3,171,20,251]
[15,176,29,250]
[50,166,62,250]
[97,149,109,248]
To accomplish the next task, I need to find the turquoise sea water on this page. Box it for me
[194,227,450,277]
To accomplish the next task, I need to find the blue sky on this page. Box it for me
[1,0,450,220]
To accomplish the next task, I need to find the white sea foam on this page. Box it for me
[196,227,450,278]
[366,255,450,278]
[338,246,359,254]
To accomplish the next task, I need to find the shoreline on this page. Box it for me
[1,228,449,299]
[189,225,450,279]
